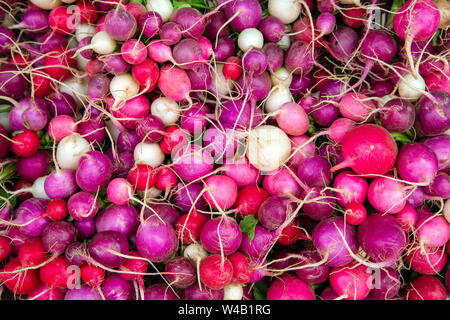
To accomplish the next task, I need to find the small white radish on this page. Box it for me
[212,64,234,96]
[76,54,89,71]
[183,243,208,262]
[223,283,244,300]
[75,23,97,42]
[265,84,293,113]
[271,67,293,87]
[146,0,174,22]
[0,104,11,132]
[134,142,165,168]
[238,28,264,52]
[398,73,426,101]
[88,31,117,55]
[60,76,89,107]
[137,187,163,200]
[31,176,50,200]
[56,133,91,170]
[268,0,302,24]
[30,0,61,10]
[246,125,292,172]
[151,97,181,126]
[110,73,140,104]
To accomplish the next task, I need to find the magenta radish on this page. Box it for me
[104,7,137,42]
[332,170,368,207]
[367,176,407,214]
[312,216,358,267]
[423,135,450,170]
[267,274,315,300]
[297,156,332,188]
[416,215,450,248]
[262,167,302,198]
[200,216,242,255]
[164,257,196,289]
[379,98,415,133]
[406,245,447,275]
[172,144,213,183]
[337,93,376,122]
[224,0,262,32]
[300,187,335,221]
[358,213,408,266]
[138,11,162,38]
[170,7,206,39]
[203,175,238,210]
[95,204,138,239]
[135,215,178,262]
[258,196,292,231]
[415,90,450,137]
[396,143,438,185]
[67,191,99,221]
[222,156,262,188]
[329,262,372,300]
[41,221,76,255]
[330,124,398,175]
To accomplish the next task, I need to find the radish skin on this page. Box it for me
[56,134,91,170]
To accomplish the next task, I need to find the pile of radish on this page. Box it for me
[0,0,448,301]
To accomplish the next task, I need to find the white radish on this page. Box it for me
[76,54,89,71]
[146,0,174,22]
[183,243,208,262]
[271,67,293,87]
[212,64,234,96]
[75,23,97,42]
[31,176,50,200]
[268,0,302,24]
[88,31,117,55]
[133,142,165,168]
[30,0,61,10]
[109,73,140,104]
[265,84,293,113]
[151,97,181,126]
[398,73,426,101]
[60,76,89,107]
[238,28,264,52]
[223,283,244,300]
[56,133,91,170]
[246,125,292,172]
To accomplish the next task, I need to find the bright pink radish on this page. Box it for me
[199,254,233,290]
[276,102,309,136]
[330,124,398,175]
[406,245,447,275]
[267,274,315,300]
[48,115,78,142]
[394,204,418,232]
[333,170,368,207]
[203,175,238,210]
[121,39,147,65]
[158,64,191,101]
[406,275,447,300]
[80,263,105,288]
[344,203,367,225]
[107,178,133,205]
[368,176,407,214]
[330,262,372,300]
[338,93,375,122]
[235,186,270,218]
[416,215,450,248]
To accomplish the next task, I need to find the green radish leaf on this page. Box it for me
[391,132,412,145]
[387,0,405,26]
[0,163,16,183]
[0,187,16,210]
[239,215,259,245]
[253,280,269,300]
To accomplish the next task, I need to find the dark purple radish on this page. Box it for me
[135,114,165,143]
[284,41,316,75]
[173,182,207,213]
[295,247,330,284]
[143,203,180,227]
[16,150,51,182]
[263,43,284,72]
[260,16,284,43]
[242,49,267,76]
[358,214,408,266]
[102,274,134,300]
[104,8,137,41]
[165,257,196,289]
[213,37,235,62]
[0,65,27,100]
[170,7,206,39]
[138,11,163,39]
[379,98,415,133]
[204,11,229,41]
[172,38,204,69]
[300,187,335,221]
[41,221,76,255]
[65,242,87,267]
[423,172,450,199]
[329,26,359,61]
[415,90,450,137]
[77,118,107,145]
[88,231,129,268]
[290,73,314,96]
[160,22,182,45]
[117,130,140,153]
[223,0,262,32]
[47,92,77,117]
[258,196,293,231]
[296,156,332,188]
[0,26,15,54]
[68,191,99,222]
